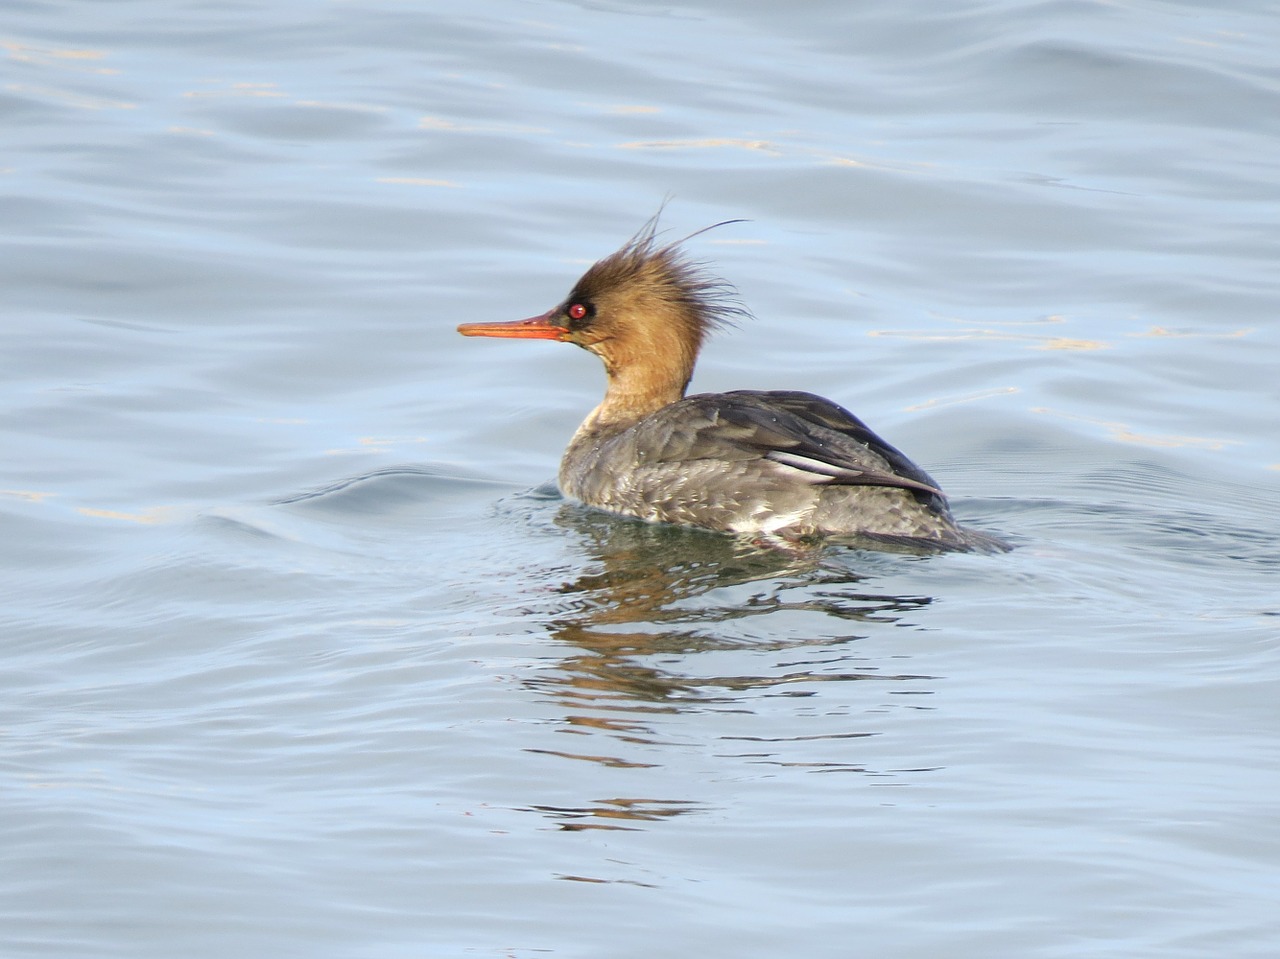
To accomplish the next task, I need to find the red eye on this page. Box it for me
[568,303,588,320]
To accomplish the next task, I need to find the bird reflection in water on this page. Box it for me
[530,503,939,708]
[512,504,942,830]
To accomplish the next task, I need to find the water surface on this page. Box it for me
[3,2,1279,957]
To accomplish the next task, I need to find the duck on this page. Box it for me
[458,218,1007,552]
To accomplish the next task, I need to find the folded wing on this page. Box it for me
[640,390,946,500]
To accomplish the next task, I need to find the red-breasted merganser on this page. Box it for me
[458,220,1007,552]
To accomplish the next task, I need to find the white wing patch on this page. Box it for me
[765,450,846,482]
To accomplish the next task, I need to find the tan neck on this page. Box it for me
[585,347,693,431]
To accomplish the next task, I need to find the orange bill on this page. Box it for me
[457,309,565,340]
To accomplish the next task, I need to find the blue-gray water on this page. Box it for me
[4,2,1279,957]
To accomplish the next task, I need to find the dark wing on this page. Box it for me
[644,390,945,500]
[733,390,944,494]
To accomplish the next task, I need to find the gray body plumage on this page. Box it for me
[560,389,1004,551]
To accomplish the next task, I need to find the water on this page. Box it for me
[4,1,1279,956]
